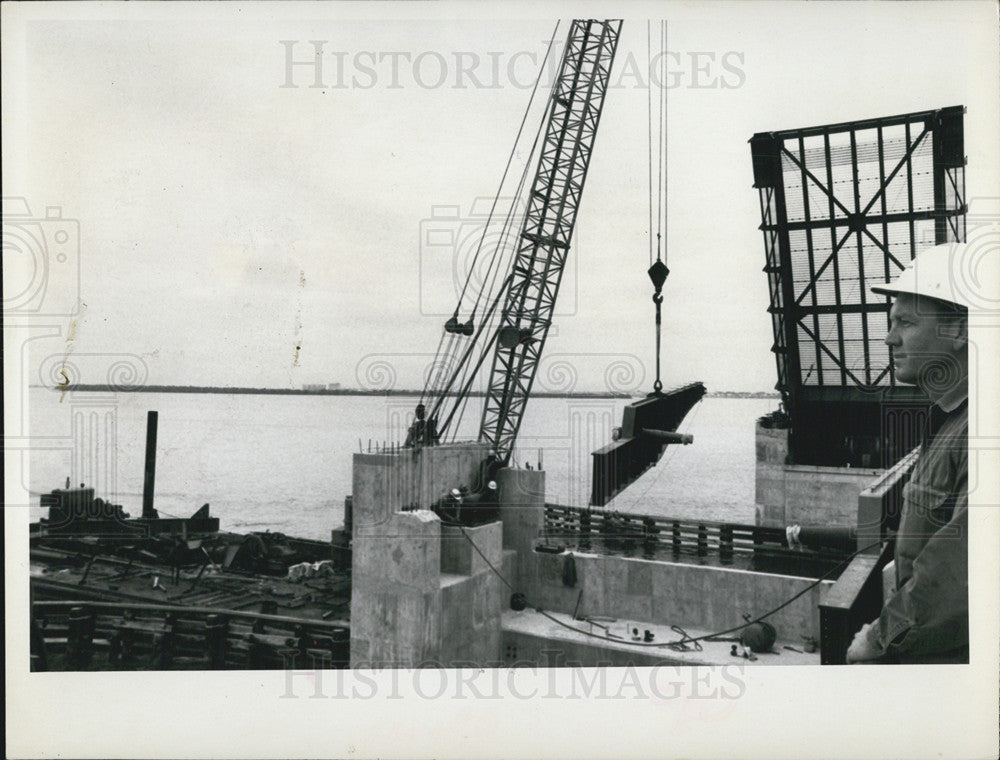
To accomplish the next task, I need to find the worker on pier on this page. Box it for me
[847,243,976,664]
[404,403,438,447]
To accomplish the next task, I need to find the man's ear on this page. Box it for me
[941,314,968,349]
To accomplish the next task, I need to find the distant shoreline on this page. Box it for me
[33,384,780,400]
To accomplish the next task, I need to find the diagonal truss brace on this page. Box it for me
[479,20,622,465]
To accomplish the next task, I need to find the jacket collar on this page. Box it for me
[935,382,968,414]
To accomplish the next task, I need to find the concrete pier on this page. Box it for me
[349,432,853,668]
[439,521,506,665]
[350,442,511,668]
[755,421,881,527]
[350,508,442,667]
[497,467,545,590]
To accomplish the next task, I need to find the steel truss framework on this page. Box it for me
[480,19,622,465]
[750,107,966,466]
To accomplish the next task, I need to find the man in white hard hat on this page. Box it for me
[847,242,973,664]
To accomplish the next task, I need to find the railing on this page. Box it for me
[31,600,349,671]
[545,503,780,554]
[542,504,849,576]
[817,543,893,664]
[818,448,918,663]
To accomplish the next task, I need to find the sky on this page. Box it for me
[4,1,999,396]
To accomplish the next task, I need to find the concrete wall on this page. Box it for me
[439,522,505,665]
[755,424,790,525]
[756,423,790,465]
[491,461,828,650]
[350,509,442,667]
[350,442,503,667]
[520,549,830,642]
[755,422,882,528]
[351,442,491,533]
[350,439,839,665]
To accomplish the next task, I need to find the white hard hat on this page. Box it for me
[871,242,991,310]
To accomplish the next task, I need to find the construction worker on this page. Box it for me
[846,242,982,664]
[404,403,428,447]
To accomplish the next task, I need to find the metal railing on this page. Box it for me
[544,504,782,555]
[541,503,849,577]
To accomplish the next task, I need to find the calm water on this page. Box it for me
[24,389,777,540]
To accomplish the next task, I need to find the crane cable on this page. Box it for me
[435,17,562,348]
[441,127,545,436]
[659,19,668,267]
[441,93,557,441]
[423,21,564,430]
[646,21,654,267]
[647,20,669,395]
[418,330,449,406]
[647,19,669,267]
[463,21,563,323]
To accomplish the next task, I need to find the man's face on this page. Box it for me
[885,293,966,387]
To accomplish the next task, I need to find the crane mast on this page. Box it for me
[479,19,622,465]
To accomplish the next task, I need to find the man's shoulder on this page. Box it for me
[940,400,969,438]
[911,400,966,481]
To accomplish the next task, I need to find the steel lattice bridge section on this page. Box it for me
[480,19,622,466]
[749,106,966,467]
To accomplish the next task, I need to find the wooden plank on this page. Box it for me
[32,600,348,633]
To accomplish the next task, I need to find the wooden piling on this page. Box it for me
[67,605,94,668]
[142,411,159,519]
[204,613,229,669]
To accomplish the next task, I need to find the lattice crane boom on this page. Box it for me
[479,19,622,465]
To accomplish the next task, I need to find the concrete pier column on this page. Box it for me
[439,521,505,666]
[755,420,790,526]
[497,468,545,592]
[349,442,492,668]
[350,509,443,668]
[755,419,885,528]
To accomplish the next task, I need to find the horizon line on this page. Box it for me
[30,383,781,398]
